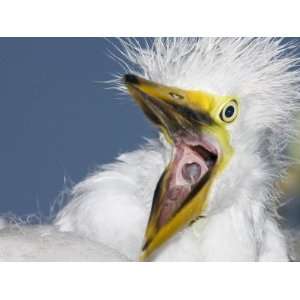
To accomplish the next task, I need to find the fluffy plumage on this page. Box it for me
[2,38,300,261]
[0,224,125,261]
[55,38,300,261]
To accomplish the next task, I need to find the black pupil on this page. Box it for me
[224,105,235,118]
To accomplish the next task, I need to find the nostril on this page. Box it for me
[169,92,184,100]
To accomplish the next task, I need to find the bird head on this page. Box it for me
[116,38,300,260]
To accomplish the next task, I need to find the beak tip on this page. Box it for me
[139,251,147,262]
[123,74,139,85]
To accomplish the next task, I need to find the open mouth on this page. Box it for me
[126,84,219,230]
[124,74,233,260]
[155,132,219,229]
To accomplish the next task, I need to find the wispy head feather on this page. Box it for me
[110,37,300,136]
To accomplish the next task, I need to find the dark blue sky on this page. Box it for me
[0,38,155,216]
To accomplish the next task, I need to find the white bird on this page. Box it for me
[1,37,299,261]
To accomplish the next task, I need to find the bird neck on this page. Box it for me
[191,198,265,260]
[153,196,268,261]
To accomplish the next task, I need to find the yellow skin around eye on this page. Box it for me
[210,97,240,126]
[185,90,239,126]
[220,100,239,123]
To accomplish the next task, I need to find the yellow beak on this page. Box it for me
[124,74,235,261]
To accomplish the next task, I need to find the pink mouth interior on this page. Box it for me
[158,135,218,228]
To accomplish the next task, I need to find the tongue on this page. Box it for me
[182,162,202,184]
[158,144,209,227]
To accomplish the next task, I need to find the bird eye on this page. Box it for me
[220,100,238,123]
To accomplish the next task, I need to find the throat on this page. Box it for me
[155,200,266,261]
[158,136,218,228]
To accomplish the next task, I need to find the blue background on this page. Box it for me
[0,37,298,226]
[0,38,155,217]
